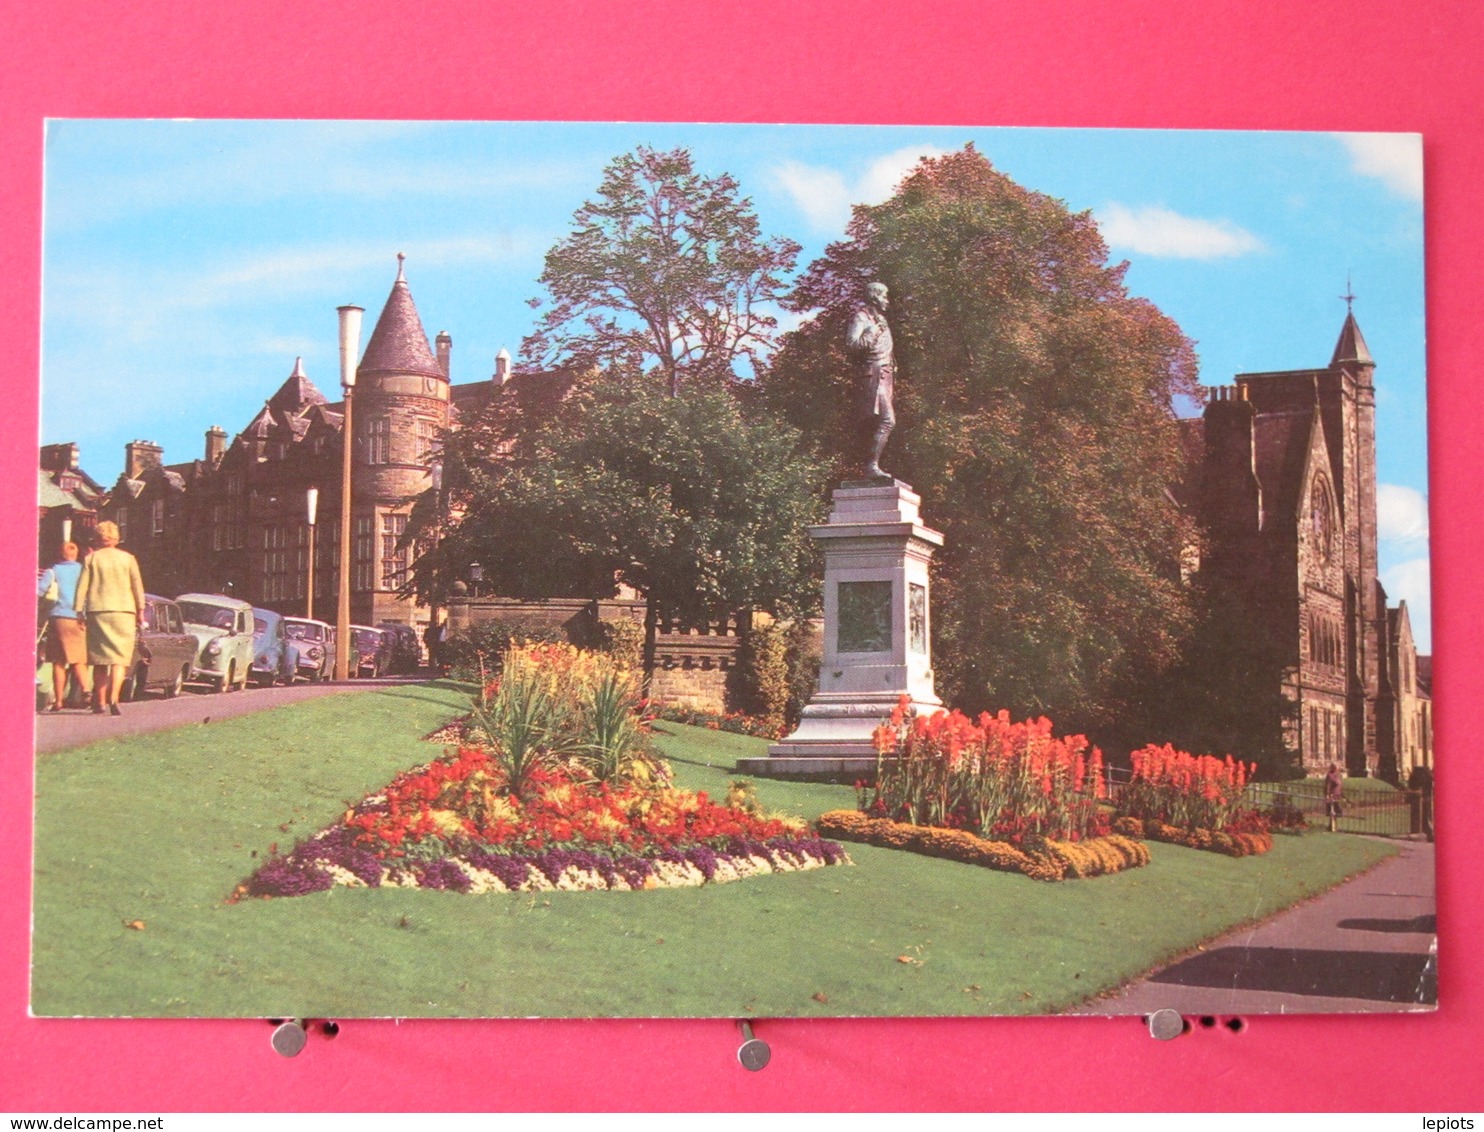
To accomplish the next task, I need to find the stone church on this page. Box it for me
[1192,306,1431,781]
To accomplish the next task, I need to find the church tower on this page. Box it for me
[351,254,450,624]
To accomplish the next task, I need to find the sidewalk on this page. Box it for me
[1073,838,1437,1015]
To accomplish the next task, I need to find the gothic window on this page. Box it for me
[1310,474,1335,563]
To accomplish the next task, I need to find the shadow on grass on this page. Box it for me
[1149,946,1437,1004]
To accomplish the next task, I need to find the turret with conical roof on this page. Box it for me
[352,254,451,502]
[349,255,452,624]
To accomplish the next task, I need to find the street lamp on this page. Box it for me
[334,303,364,681]
[468,560,483,598]
[305,486,319,621]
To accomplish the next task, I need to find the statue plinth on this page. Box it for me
[737,479,944,780]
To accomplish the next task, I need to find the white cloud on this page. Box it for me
[1377,482,1430,544]
[1382,556,1431,652]
[1095,204,1265,260]
[773,144,950,234]
[1335,133,1423,202]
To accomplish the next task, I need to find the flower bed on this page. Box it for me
[863,697,1109,843]
[818,810,1149,882]
[1111,816,1273,857]
[235,746,849,899]
[1114,744,1273,856]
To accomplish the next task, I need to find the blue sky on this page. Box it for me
[38,120,1430,648]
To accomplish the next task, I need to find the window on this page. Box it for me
[150,498,165,536]
[116,510,129,545]
[354,516,374,591]
[367,418,390,465]
[414,418,436,462]
[262,525,292,602]
[1310,474,1335,563]
[381,513,409,589]
[212,504,226,551]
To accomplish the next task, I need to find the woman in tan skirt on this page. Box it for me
[73,521,146,716]
[37,541,90,711]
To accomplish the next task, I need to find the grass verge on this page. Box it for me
[32,688,1399,1018]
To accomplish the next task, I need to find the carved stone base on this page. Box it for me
[739,479,945,781]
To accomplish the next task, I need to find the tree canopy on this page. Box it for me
[408,370,826,646]
[764,146,1203,735]
[522,146,802,396]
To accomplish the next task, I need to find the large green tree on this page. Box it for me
[522,146,802,396]
[408,371,826,680]
[765,146,1202,737]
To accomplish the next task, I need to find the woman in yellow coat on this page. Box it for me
[73,521,146,716]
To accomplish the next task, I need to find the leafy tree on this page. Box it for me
[765,146,1202,738]
[522,146,802,397]
[408,371,827,685]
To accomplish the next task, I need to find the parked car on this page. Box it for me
[250,608,300,687]
[283,617,334,682]
[122,594,200,701]
[376,622,422,674]
[349,625,391,678]
[177,593,256,692]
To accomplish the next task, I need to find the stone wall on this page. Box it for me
[445,596,742,713]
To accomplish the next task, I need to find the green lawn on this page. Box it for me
[32,684,1398,1018]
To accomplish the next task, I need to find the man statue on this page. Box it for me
[846,281,896,480]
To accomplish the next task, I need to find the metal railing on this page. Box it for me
[1098,766,1430,839]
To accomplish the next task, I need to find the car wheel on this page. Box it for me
[166,666,185,698]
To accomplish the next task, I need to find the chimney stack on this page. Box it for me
[493,347,512,386]
[205,426,227,466]
[436,330,452,379]
[125,439,163,480]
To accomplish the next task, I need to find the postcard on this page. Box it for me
[32,120,1433,1019]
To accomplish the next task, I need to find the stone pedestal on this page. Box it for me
[737,480,944,779]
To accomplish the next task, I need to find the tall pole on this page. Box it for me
[334,305,363,681]
[305,486,319,621]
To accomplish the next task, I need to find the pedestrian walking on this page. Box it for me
[1324,762,1345,833]
[36,541,90,711]
[73,521,145,716]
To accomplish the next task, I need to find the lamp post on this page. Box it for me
[468,560,483,598]
[334,304,364,681]
[427,460,443,665]
[305,486,319,621]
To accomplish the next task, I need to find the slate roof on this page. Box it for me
[267,357,329,415]
[38,470,84,510]
[357,259,445,381]
[1331,311,1374,367]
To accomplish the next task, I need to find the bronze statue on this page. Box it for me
[846,281,895,480]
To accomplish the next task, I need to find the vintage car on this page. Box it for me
[250,607,300,687]
[376,622,423,674]
[176,593,256,692]
[349,624,391,678]
[283,617,334,682]
[121,594,200,701]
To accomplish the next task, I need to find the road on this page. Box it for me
[1072,838,1437,1016]
[34,675,431,754]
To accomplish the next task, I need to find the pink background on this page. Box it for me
[2,0,1481,1111]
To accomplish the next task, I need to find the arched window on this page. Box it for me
[1310,474,1336,563]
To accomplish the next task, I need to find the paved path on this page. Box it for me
[1073,839,1437,1015]
[33,676,432,754]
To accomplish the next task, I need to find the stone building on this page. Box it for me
[1193,306,1428,780]
[97,257,482,630]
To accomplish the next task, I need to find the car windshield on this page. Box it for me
[253,618,269,635]
[353,630,378,648]
[179,601,237,629]
[285,622,323,641]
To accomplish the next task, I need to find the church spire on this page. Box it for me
[1331,282,1374,368]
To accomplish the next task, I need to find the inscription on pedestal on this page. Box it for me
[837,580,892,653]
